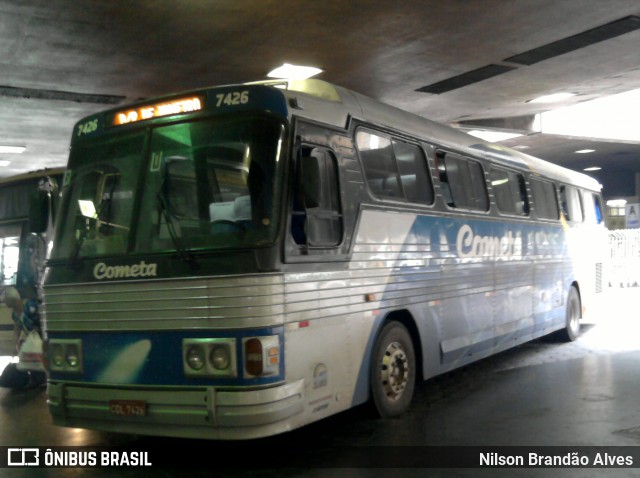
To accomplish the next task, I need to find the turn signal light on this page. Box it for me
[243,335,280,378]
[244,338,263,376]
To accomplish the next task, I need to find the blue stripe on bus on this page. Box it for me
[48,327,284,386]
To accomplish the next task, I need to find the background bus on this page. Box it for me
[44,80,605,439]
[0,168,63,355]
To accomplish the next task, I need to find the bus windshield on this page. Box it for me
[52,116,285,259]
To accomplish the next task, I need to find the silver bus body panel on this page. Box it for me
[45,274,286,331]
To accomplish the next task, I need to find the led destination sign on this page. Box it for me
[112,95,205,126]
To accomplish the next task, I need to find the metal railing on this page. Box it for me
[608,229,640,288]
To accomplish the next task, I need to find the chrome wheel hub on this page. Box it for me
[380,342,409,401]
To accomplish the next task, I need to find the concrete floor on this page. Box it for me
[1,288,639,477]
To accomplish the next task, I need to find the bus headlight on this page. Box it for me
[186,346,206,371]
[51,344,65,368]
[210,345,231,370]
[48,339,83,373]
[65,344,80,367]
[182,338,237,378]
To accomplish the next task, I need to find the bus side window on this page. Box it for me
[292,147,343,248]
[530,178,559,220]
[490,168,529,216]
[593,194,603,224]
[583,191,604,225]
[435,153,454,207]
[356,129,434,206]
[559,185,583,222]
[517,175,530,215]
[439,153,488,211]
[356,131,402,199]
[392,140,434,205]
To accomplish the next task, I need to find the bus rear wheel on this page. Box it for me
[370,321,416,418]
[558,286,581,342]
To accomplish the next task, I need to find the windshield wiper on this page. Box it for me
[157,192,200,270]
[69,220,90,268]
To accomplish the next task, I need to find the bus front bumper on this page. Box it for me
[47,379,305,440]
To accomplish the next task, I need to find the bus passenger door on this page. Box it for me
[283,134,360,415]
[290,146,344,252]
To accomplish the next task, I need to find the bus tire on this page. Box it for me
[559,286,581,342]
[370,320,416,418]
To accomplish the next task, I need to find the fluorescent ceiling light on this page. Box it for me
[607,199,627,207]
[0,160,10,167]
[583,166,601,171]
[527,92,575,103]
[538,88,640,141]
[491,178,509,186]
[0,145,26,154]
[512,145,530,150]
[466,130,523,142]
[268,63,323,80]
[575,149,595,154]
[78,200,97,218]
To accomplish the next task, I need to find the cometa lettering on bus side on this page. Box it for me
[93,261,158,280]
[456,224,522,259]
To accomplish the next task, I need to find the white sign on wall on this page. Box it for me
[626,203,640,228]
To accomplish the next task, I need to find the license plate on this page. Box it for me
[109,400,147,417]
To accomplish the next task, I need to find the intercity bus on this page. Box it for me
[43,79,605,439]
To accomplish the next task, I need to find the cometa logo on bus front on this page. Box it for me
[93,261,158,280]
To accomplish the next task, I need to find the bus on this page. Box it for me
[0,168,62,356]
[43,79,605,439]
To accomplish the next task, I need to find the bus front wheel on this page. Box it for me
[370,321,416,418]
[559,286,581,342]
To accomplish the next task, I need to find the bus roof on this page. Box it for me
[70,79,600,193]
[272,79,601,192]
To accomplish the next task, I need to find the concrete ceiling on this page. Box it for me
[1,0,640,199]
